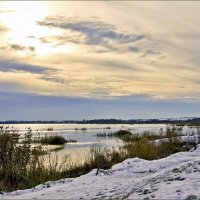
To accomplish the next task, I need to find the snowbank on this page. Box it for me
[3,145,200,199]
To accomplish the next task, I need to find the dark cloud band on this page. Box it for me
[0,60,55,74]
[37,17,145,46]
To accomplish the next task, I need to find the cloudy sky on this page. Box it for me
[0,1,200,120]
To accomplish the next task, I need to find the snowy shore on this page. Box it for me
[3,145,200,199]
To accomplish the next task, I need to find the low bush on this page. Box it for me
[34,135,77,145]
[47,127,53,131]
[37,135,67,145]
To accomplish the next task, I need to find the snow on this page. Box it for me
[2,145,200,199]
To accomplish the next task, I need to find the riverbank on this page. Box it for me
[3,145,200,199]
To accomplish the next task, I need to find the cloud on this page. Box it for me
[10,44,35,52]
[28,46,35,51]
[39,74,70,85]
[0,60,54,74]
[89,88,111,98]
[0,43,35,52]
[0,11,13,33]
[37,16,145,49]
[91,59,139,71]
[128,46,140,52]
[0,24,9,32]
[1,2,200,104]
[139,49,163,58]
[1,91,200,120]
[39,37,52,44]
[117,94,155,101]
[10,44,26,51]
[0,10,15,14]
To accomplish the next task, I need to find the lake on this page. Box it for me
[2,123,199,163]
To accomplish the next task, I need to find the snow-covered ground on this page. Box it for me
[3,145,200,200]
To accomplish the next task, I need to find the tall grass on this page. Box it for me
[0,127,70,192]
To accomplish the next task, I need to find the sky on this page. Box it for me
[0,1,200,120]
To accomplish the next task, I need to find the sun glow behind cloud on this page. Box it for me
[1,2,47,39]
[0,1,74,56]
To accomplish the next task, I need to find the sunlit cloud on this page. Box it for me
[0,24,8,32]
[0,9,15,14]
[0,19,10,37]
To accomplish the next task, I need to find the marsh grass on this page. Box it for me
[96,127,197,161]
[96,130,132,138]
[61,144,126,177]
[123,126,196,160]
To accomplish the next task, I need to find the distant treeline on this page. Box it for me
[0,117,200,125]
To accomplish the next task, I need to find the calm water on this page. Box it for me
[2,123,199,163]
